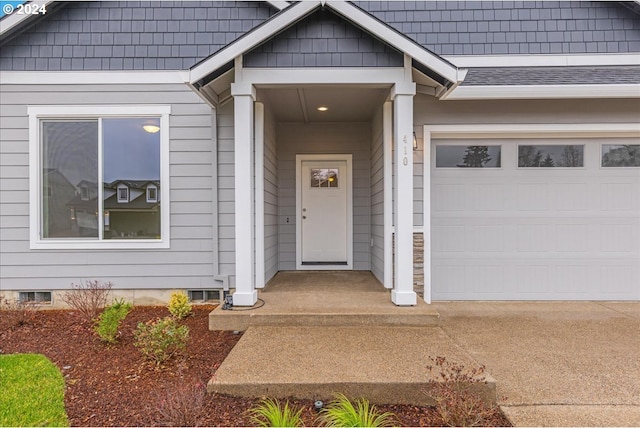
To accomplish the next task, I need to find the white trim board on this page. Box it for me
[445,84,640,100]
[1,71,190,85]
[425,123,640,139]
[444,53,640,68]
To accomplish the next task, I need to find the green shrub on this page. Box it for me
[95,299,133,344]
[168,290,192,319]
[134,316,189,365]
[317,393,396,427]
[248,398,304,427]
[0,354,69,427]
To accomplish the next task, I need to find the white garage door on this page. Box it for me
[431,138,640,300]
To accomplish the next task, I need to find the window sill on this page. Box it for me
[30,239,170,250]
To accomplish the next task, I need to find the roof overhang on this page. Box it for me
[443,84,640,100]
[189,0,463,97]
[0,0,58,43]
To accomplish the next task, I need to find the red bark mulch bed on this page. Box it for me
[0,305,510,426]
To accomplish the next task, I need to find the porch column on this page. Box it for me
[231,82,258,306]
[391,83,417,306]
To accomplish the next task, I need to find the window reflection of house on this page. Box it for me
[65,180,98,237]
[103,180,161,239]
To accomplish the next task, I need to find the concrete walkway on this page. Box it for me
[209,273,639,426]
[432,301,640,427]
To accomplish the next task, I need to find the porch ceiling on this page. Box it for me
[259,86,389,123]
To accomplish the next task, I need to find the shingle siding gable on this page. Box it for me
[354,1,640,55]
[244,9,404,68]
[0,1,277,71]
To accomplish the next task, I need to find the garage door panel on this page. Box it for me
[601,183,638,211]
[555,183,589,211]
[601,224,637,252]
[432,137,640,300]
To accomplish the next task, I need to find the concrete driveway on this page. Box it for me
[431,302,640,427]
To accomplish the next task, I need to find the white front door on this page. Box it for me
[296,155,352,270]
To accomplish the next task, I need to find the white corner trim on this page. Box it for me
[443,53,640,68]
[190,1,320,83]
[0,0,54,35]
[445,84,640,100]
[326,0,459,84]
[1,71,190,85]
[421,131,431,304]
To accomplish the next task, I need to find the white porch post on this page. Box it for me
[390,82,417,306]
[230,81,258,306]
[383,101,393,289]
[255,102,265,289]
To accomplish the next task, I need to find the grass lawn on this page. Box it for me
[0,353,69,427]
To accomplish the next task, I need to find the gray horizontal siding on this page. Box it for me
[264,107,279,282]
[244,9,403,67]
[0,82,218,291]
[370,106,384,283]
[462,65,640,86]
[0,1,276,71]
[356,1,640,55]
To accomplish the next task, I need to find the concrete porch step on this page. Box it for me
[207,325,496,406]
[209,271,440,331]
[208,295,440,330]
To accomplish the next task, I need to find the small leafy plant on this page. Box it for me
[59,279,113,323]
[317,393,396,427]
[426,356,502,427]
[134,316,189,365]
[248,398,304,427]
[168,290,192,319]
[94,299,133,344]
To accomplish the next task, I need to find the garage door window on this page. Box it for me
[518,145,584,168]
[601,144,640,167]
[435,145,501,168]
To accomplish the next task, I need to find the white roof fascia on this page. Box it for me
[0,0,54,35]
[190,1,320,84]
[444,53,640,68]
[266,1,290,11]
[444,84,640,100]
[326,0,459,84]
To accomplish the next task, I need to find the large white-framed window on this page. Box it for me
[28,105,171,249]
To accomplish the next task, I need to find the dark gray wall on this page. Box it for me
[243,9,404,67]
[2,1,638,71]
[0,1,276,70]
[355,1,640,55]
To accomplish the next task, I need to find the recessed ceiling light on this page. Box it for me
[317,106,329,112]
